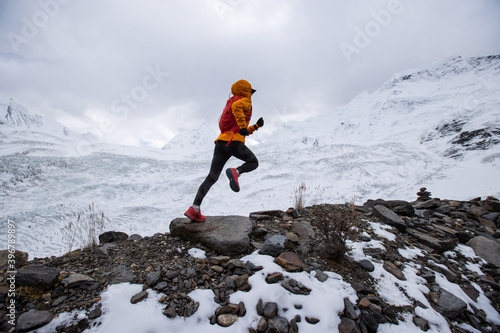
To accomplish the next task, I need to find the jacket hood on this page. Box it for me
[231,80,253,98]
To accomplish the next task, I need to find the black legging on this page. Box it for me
[193,140,259,206]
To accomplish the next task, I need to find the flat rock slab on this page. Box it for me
[467,236,500,267]
[62,273,96,288]
[169,216,255,256]
[16,264,60,291]
[407,228,457,253]
[434,288,467,319]
[372,205,407,232]
[275,252,307,272]
[16,310,53,332]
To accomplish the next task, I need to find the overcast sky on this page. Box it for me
[1,0,499,148]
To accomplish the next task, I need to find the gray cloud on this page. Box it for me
[1,0,499,147]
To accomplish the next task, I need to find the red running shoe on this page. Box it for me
[184,206,206,222]
[226,168,240,192]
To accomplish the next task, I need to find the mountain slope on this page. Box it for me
[271,55,500,156]
[0,55,499,259]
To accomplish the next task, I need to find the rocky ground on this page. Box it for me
[1,190,500,332]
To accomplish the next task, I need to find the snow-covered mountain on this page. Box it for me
[272,55,500,156]
[161,119,218,159]
[1,54,499,259]
[0,99,43,128]
[0,99,82,157]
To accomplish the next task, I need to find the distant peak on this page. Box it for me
[1,100,43,128]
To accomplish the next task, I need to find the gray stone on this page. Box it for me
[285,232,300,243]
[268,315,289,333]
[95,243,115,257]
[164,270,180,279]
[238,302,246,317]
[292,220,315,239]
[61,273,95,288]
[163,306,177,318]
[349,281,374,295]
[130,291,149,304]
[155,281,168,291]
[339,317,361,333]
[88,308,102,320]
[420,271,435,283]
[364,199,415,216]
[111,265,135,284]
[263,302,278,318]
[16,264,60,291]
[433,224,458,236]
[407,228,457,253]
[216,304,240,316]
[482,197,500,212]
[359,312,379,333]
[99,231,129,244]
[256,299,264,316]
[16,310,53,332]
[372,205,407,232]
[289,318,299,333]
[467,236,500,267]
[457,231,473,244]
[427,261,458,282]
[252,227,268,238]
[434,289,467,318]
[315,269,329,282]
[343,298,359,320]
[413,199,439,210]
[281,278,311,295]
[209,255,231,265]
[128,234,143,241]
[0,249,28,269]
[146,271,161,286]
[357,259,374,272]
[383,261,406,280]
[261,235,288,257]
[169,216,255,256]
[257,317,268,332]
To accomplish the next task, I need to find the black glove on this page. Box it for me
[256,117,264,128]
[239,128,250,136]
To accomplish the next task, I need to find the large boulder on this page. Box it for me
[467,236,500,267]
[371,205,407,232]
[0,249,28,269]
[16,264,60,291]
[99,231,129,244]
[16,310,53,332]
[169,216,255,256]
[434,289,467,319]
[364,199,415,216]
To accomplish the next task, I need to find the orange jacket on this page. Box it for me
[216,80,260,143]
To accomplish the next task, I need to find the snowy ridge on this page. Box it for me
[271,55,500,155]
[162,119,218,158]
[0,100,43,128]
